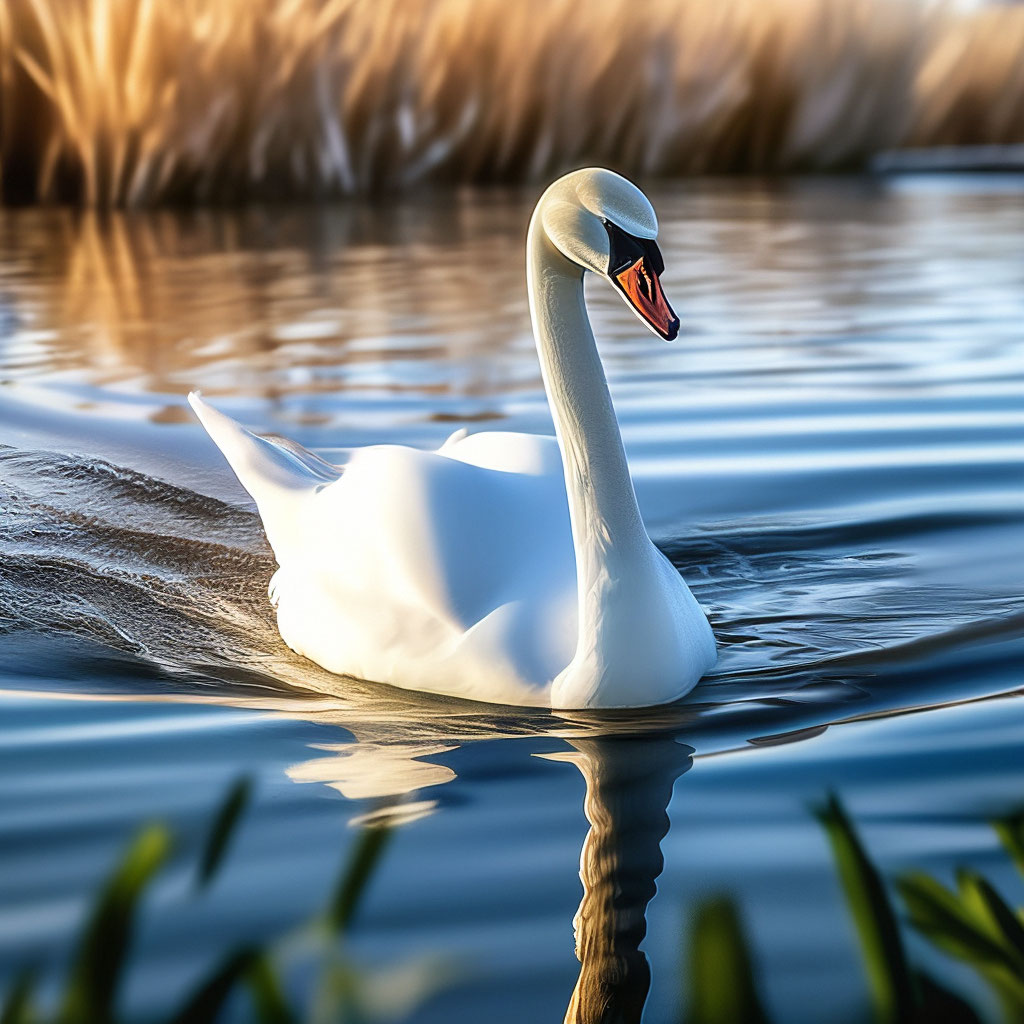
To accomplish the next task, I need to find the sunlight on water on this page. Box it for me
[0,176,1022,1022]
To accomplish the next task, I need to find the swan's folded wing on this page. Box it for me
[187,394,344,563]
[257,433,345,483]
[188,393,342,496]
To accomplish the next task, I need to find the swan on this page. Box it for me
[188,167,716,709]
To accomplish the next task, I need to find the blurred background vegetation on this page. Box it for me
[0,0,1022,206]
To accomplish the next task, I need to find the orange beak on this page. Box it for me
[614,257,680,341]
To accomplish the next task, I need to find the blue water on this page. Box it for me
[1,176,1022,1022]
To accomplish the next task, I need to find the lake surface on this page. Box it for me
[1,176,1023,1022]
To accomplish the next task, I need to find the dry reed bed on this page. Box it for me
[0,0,1022,206]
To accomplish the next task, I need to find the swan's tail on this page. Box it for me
[188,393,341,555]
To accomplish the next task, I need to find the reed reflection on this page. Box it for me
[0,206,529,408]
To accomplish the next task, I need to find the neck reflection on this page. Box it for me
[554,731,693,1024]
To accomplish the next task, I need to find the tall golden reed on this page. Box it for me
[1,0,1022,205]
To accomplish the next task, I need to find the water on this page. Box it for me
[1,176,1023,1022]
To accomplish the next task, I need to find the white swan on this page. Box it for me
[189,167,716,709]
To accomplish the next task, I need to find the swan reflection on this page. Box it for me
[548,730,693,1024]
[285,705,693,1022]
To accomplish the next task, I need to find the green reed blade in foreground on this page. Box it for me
[898,870,1024,1014]
[0,780,420,1024]
[56,825,171,1024]
[196,775,253,890]
[684,896,769,1024]
[954,870,1024,966]
[0,969,36,1024]
[167,948,258,1024]
[328,825,393,934]
[815,794,916,1024]
[18,775,1022,1024]
[898,872,1017,971]
[245,954,297,1024]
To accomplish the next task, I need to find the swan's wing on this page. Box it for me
[439,427,469,450]
[189,393,341,494]
[188,391,343,544]
[274,441,579,691]
[437,429,563,476]
[307,447,357,470]
[258,433,346,482]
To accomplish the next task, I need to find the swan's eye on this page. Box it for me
[603,218,645,276]
[642,239,665,277]
[602,218,665,280]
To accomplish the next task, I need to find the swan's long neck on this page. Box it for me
[527,213,655,685]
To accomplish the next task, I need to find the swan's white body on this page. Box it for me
[190,168,716,708]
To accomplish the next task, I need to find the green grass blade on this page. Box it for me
[955,870,1024,967]
[166,948,257,1024]
[684,896,769,1024]
[1,969,36,1024]
[898,873,1018,970]
[815,793,916,1024]
[197,776,252,890]
[993,811,1024,881]
[899,872,1024,1016]
[57,824,171,1024]
[328,824,392,934]
[246,953,296,1024]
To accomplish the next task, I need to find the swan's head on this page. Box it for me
[538,167,679,341]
